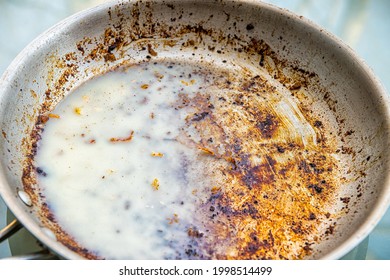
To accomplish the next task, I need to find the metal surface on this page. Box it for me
[0,0,389,260]
[0,219,22,243]
[0,217,56,259]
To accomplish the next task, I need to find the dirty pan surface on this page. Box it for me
[1,0,388,260]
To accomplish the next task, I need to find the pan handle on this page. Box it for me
[1,219,59,259]
[0,219,22,243]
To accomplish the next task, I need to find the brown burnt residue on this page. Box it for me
[20,1,350,260]
[254,113,278,139]
[173,64,340,260]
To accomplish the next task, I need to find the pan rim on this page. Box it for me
[0,0,389,260]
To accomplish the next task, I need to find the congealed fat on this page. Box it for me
[35,62,209,259]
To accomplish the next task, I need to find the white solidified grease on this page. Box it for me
[35,61,211,259]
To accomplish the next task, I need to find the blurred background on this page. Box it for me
[0,0,389,259]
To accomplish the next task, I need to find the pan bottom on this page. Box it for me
[24,55,345,259]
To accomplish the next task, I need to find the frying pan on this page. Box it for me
[0,0,389,260]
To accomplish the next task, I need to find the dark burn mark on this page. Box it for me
[192,111,209,121]
[308,184,323,194]
[232,93,245,106]
[241,202,260,219]
[242,164,274,189]
[303,242,313,253]
[187,227,204,238]
[256,114,278,138]
[36,167,47,177]
[104,53,116,62]
[265,155,276,167]
[77,44,85,55]
[298,160,310,173]
[108,43,117,53]
[344,130,355,136]
[185,246,198,257]
[246,23,254,31]
[291,221,305,235]
[245,231,275,255]
[325,224,335,235]
[309,213,316,220]
[63,243,100,260]
[259,49,265,67]
[299,160,325,175]
[42,203,56,222]
[314,120,323,128]
[207,195,261,221]
[309,162,325,174]
[37,114,50,125]
[242,80,256,91]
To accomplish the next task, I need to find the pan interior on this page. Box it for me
[27,53,345,259]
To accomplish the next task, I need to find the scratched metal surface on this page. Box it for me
[0,0,389,259]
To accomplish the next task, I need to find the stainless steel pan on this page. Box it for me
[0,0,389,260]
